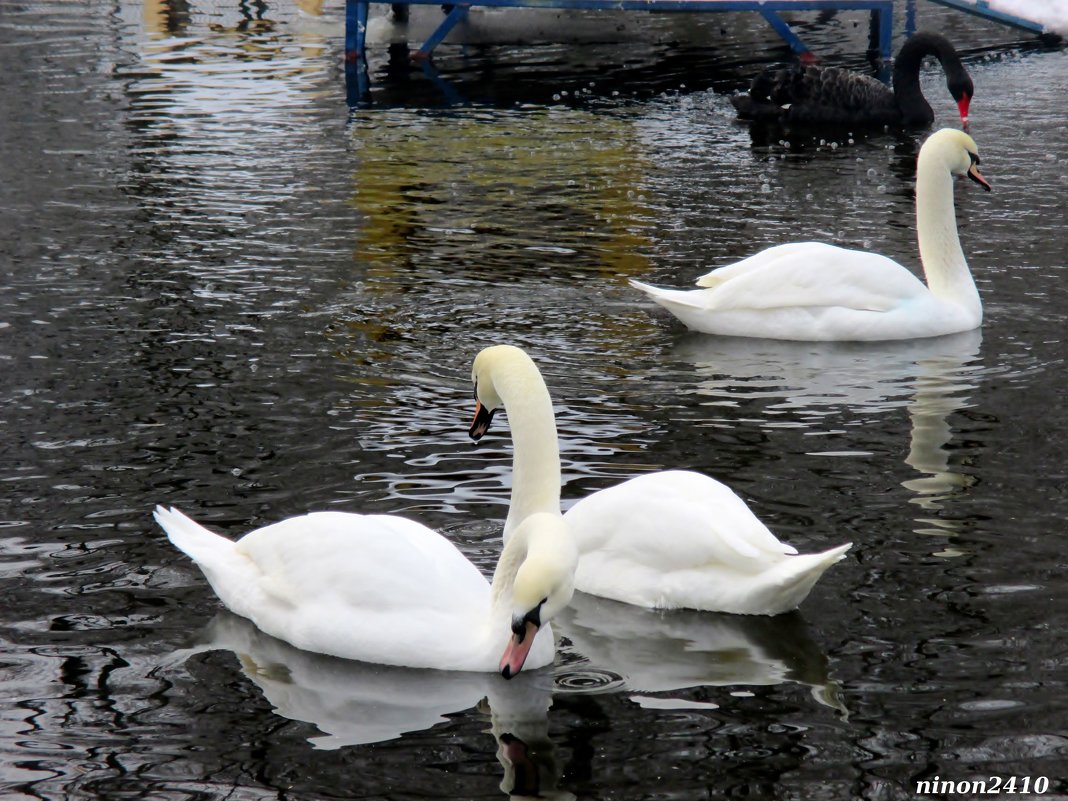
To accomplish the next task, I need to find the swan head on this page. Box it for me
[469,344,536,440]
[921,128,990,192]
[499,512,577,680]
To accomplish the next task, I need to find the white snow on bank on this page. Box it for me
[989,0,1068,35]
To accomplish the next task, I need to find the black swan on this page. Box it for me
[731,32,974,128]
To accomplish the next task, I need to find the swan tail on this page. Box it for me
[629,279,708,311]
[153,505,261,609]
[760,542,852,614]
[731,67,792,122]
[154,505,236,565]
[730,93,762,120]
[630,278,731,334]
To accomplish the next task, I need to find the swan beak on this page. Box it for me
[967,162,991,192]
[499,620,538,679]
[957,93,971,128]
[469,401,496,441]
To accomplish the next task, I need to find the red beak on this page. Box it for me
[957,94,972,128]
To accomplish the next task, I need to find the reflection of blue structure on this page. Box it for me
[345,0,895,62]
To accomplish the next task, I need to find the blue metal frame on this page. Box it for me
[926,0,1049,36]
[346,0,369,58]
[345,0,896,65]
[415,4,472,59]
[759,8,814,61]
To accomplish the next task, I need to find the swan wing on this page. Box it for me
[563,471,794,573]
[691,242,929,312]
[235,511,489,613]
[784,66,899,123]
[736,64,900,126]
[159,507,493,669]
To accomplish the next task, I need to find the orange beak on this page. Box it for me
[469,400,495,440]
[967,162,991,192]
[499,620,538,679]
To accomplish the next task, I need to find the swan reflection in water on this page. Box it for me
[555,590,843,712]
[172,612,574,799]
[671,328,984,541]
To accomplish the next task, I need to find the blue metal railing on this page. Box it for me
[345,0,895,61]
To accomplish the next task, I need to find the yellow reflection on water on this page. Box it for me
[347,108,654,286]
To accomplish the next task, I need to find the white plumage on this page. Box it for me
[479,348,850,616]
[564,472,850,615]
[156,348,577,676]
[632,129,991,341]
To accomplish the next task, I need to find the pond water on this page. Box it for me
[2,0,1067,798]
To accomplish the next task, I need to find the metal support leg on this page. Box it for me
[345,0,369,61]
[905,0,917,38]
[877,3,893,62]
[868,4,893,78]
[759,9,815,62]
[415,4,470,60]
[344,0,370,107]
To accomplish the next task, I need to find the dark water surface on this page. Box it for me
[2,1,1067,798]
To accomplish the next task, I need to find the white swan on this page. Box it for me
[154,351,577,678]
[470,346,850,615]
[631,128,991,341]
[563,471,850,614]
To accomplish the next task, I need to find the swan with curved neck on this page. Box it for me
[155,351,576,678]
[631,128,991,342]
[470,346,850,615]
[732,32,974,128]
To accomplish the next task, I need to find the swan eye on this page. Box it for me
[968,151,981,166]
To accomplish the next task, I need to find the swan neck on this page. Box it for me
[892,41,933,125]
[488,530,525,617]
[893,33,962,125]
[915,154,976,311]
[496,363,561,540]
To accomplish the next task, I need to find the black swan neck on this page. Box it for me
[892,32,969,126]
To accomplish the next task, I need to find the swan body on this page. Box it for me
[563,471,850,615]
[732,32,973,128]
[632,128,991,342]
[472,347,849,615]
[156,354,577,677]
